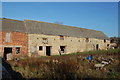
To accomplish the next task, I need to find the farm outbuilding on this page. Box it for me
[0,18,28,60]
[0,18,110,59]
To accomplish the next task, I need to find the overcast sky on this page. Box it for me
[2,2,118,37]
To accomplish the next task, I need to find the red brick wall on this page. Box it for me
[0,32,3,57]
[0,31,28,58]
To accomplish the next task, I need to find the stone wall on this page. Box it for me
[28,34,110,57]
[0,31,110,58]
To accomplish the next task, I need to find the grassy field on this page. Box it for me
[58,49,120,56]
[3,49,120,80]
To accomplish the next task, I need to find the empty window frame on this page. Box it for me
[104,39,106,43]
[43,38,47,40]
[85,38,89,42]
[42,38,48,44]
[110,39,114,43]
[16,47,20,54]
[60,46,65,53]
[107,44,109,47]
[4,47,12,60]
[6,32,10,42]
[39,46,43,51]
[60,35,64,40]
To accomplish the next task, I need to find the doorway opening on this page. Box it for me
[60,46,65,53]
[46,46,51,56]
[96,44,99,50]
[4,47,12,60]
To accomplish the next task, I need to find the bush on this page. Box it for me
[53,61,78,79]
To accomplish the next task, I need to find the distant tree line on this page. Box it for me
[54,21,63,24]
[110,37,120,48]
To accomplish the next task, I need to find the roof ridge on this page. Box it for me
[24,19,101,32]
[2,18,23,22]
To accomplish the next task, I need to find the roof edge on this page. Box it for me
[24,19,102,33]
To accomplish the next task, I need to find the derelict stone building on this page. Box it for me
[0,18,110,59]
[0,18,28,60]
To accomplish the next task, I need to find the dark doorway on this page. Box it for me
[46,46,51,56]
[96,44,99,50]
[60,46,65,53]
[4,47,12,60]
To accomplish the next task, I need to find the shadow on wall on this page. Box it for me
[2,58,25,80]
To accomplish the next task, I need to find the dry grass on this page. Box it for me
[6,49,120,79]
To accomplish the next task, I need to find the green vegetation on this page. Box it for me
[53,49,120,56]
[79,49,120,54]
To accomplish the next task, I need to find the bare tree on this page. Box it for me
[54,21,63,24]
